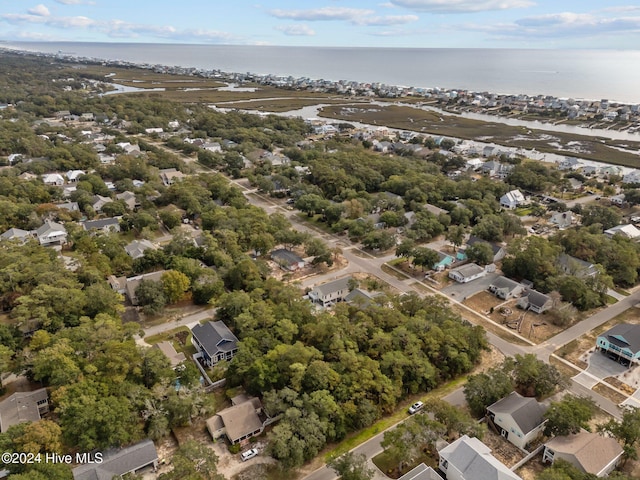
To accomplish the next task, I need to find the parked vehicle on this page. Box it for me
[408,401,424,414]
[241,448,259,462]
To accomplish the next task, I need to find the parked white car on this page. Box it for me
[241,448,259,462]
[408,401,424,414]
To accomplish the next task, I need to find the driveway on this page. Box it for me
[441,272,499,300]
[573,350,628,388]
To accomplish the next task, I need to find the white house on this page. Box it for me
[65,170,85,183]
[517,289,553,314]
[549,211,574,229]
[604,224,640,240]
[623,170,640,184]
[42,173,65,186]
[500,190,526,209]
[34,220,67,246]
[448,263,487,283]
[609,194,625,206]
[559,157,583,171]
[487,392,547,450]
[308,276,353,307]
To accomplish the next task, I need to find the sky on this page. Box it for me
[1,1,639,49]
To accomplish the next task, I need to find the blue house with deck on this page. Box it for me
[596,323,640,367]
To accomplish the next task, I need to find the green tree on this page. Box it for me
[328,452,374,480]
[446,225,466,251]
[581,204,622,230]
[135,279,167,315]
[160,440,224,480]
[362,230,396,251]
[56,382,141,450]
[161,270,191,304]
[598,406,640,462]
[464,366,514,417]
[510,354,565,398]
[536,458,599,480]
[465,241,494,265]
[544,395,596,437]
[381,414,446,475]
[395,238,415,259]
[411,247,439,272]
[295,194,329,217]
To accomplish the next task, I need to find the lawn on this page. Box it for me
[144,326,196,357]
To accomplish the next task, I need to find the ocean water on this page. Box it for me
[4,42,640,104]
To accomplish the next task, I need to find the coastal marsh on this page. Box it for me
[68,62,640,168]
[320,103,640,168]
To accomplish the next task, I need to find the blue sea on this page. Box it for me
[4,42,640,104]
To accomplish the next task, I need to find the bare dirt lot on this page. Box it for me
[481,428,526,468]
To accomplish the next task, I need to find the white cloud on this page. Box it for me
[600,6,640,14]
[275,24,316,36]
[389,0,534,13]
[0,9,237,43]
[269,7,374,21]
[463,11,640,41]
[269,7,418,27]
[353,15,419,26]
[28,5,50,17]
[55,0,96,5]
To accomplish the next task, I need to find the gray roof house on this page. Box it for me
[438,434,522,480]
[0,228,32,243]
[517,289,553,314]
[82,217,121,233]
[271,248,306,271]
[57,201,80,212]
[557,253,598,278]
[596,323,640,366]
[549,211,573,229]
[34,220,67,246]
[0,388,49,432]
[191,320,239,367]
[308,276,353,307]
[542,431,623,477]
[206,396,269,445]
[487,392,547,450]
[91,194,113,212]
[344,288,382,307]
[73,439,158,480]
[159,168,186,186]
[488,276,524,300]
[125,239,157,259]
[116,191,139,210]
[398,463,441,480]
[449,263,487,284]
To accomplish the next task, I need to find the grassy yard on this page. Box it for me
[144,326,196,357]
